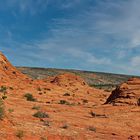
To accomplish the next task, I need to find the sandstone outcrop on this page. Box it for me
[105,78,140,105]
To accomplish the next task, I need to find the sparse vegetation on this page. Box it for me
[88,126,96,132]
[0,86,7,93]
[24,93,36,102]
[33,111,49,118]
[16,130,24,139]
[59,100,70,105]
[0,99,4,120]
[37,87,42,91]
[32,105,40,110]
[89,111,107,118]
[90,84,117,91]
[2,95,7,100]
[8,108,14,113]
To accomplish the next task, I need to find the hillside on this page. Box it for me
[17,67,137,91]
[0,52,109,140]
[0,52,140,139]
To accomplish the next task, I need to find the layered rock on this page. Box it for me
[105,78,140,105]
[45,73,87,88]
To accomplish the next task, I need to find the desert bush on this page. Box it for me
[16,130,24,139]
[2,95,7,100]
[8,108,14,113]
[37,87,42,91]
[33,111,49,118]
[89,111,107,118]
[59,100,70,105]
[24,93,36,102]
[88,126,96,132]
[32,106,40,110]
[0,86,7,93]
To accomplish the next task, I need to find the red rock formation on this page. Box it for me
[105,78,140,105]
[0,52,28,79]
[46,73,87,87]
[0,52,31,88]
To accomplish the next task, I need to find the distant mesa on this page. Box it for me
[105,78,140,106]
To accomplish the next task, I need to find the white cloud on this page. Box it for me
[90,0,140,48]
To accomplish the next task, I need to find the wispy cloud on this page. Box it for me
[0,0,49,15]
[1,0,140,75]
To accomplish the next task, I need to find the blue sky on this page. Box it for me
[1,0,140,75]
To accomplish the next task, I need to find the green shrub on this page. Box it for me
[24,93,36,102]
[0,86,7,93]
[33,111,49,118]
[8,108,14,113]
[59,100,70,105]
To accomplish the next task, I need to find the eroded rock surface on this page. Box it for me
[105,78,140,105]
